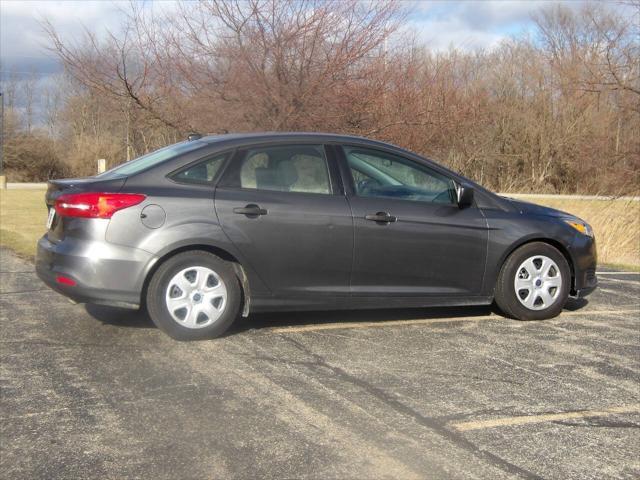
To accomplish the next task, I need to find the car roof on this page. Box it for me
[199,132,398,149]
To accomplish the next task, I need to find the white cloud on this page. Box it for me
[2,0,122,20]
[454,0,552,27]
[407,16,505,51]
[1,0,127,70]
[404,0,593,51]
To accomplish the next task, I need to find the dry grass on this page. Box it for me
[0,189,48,260]
[518,196,639,269]
[0,189,638,268]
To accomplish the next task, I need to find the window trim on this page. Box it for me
[338,144,459,206]
[166,150,233,187]
[218,143,338,196]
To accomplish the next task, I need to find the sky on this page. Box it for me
[408,0,565,50]
[1,0,125,78]
[0,0,632,115]
[0,0,602,78]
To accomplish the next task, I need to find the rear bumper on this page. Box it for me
[36,234,155,308]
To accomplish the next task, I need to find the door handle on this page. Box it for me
[365,212,397,224]
[233,204,268,217]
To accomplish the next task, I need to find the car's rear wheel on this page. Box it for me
[494,242,570,320]
[146,251,241,340]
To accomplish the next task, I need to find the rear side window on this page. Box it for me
[171,154,227,185]
[98,141,205,178]
[238,145,331,194]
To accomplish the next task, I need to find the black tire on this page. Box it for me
[494,242,570,320]
[146,251,241,340]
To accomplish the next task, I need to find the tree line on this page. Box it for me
[2,0,638,194]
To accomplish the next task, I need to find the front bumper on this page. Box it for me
[570,233,598,297]
[36,234,155,308]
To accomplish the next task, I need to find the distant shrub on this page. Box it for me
[3,132,69,182]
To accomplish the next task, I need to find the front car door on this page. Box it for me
[337,144,489,301]
[215,143,353,303]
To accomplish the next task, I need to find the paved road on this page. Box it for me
[1,248,639,479]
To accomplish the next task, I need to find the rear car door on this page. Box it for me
[338,145,488,297]
[215,143,353,298]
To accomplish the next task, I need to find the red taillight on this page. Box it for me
[56,275,76,286]
[55,192,146,219]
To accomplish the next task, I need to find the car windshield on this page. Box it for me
[97,141,205,178]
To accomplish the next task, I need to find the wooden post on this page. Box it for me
[97,159,106,174]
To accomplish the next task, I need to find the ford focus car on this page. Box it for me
[36,133,597,340]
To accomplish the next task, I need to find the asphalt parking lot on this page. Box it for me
[1,247,639,479]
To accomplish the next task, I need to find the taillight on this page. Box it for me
[55,192,146,219]
[56,275,76,286]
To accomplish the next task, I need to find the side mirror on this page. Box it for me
[456,184,474,208]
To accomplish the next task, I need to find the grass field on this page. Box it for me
[0,189,48,260]
[1,188,638,268]
[522,197,639,269]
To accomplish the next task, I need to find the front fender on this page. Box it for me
[483,211,577,296]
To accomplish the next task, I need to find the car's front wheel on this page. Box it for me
[495,242,570,320]
[146,251,241,340]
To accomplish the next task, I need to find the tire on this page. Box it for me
[494,242,570,321]
[146,251,241,340]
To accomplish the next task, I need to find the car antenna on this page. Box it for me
[187,132,202,141]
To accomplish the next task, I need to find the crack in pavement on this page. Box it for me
[276,334,543,480]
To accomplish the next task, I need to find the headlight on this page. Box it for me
[564,219,594,237]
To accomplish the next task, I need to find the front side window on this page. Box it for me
[345,146,456,204]
[239,145,331,194]
[171,154,227,184]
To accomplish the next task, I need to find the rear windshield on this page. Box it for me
[97,141,205,178]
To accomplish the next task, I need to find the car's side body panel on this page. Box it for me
[346,196,489,296]
[214,186,354,298]
[104,179,271,298]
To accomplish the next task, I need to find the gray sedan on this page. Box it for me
[36,133,597,340]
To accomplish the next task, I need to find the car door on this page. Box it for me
[215,143,353,298]
[338,145,488,297]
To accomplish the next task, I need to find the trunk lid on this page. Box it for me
[45,177,127,242]
[45,177,126,206]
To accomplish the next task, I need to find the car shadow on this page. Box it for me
[564,297,590,311]
[231,298,591,333]
[84,298,591,334]
[85,304,155,329]
[228,304,497,334]
[84,303,497,332]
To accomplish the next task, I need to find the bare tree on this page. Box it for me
[21,69,38,133]
[43,74,65,137]
[44,0,403,133]
[26,0,638,194]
